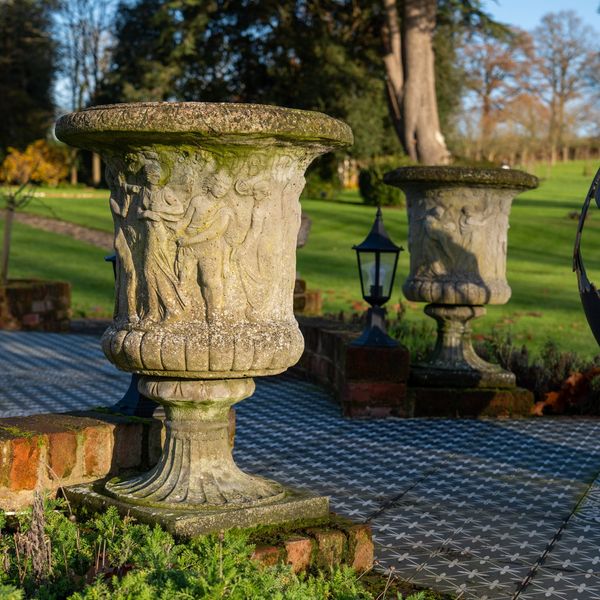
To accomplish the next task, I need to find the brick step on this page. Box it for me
[249,517,373,573]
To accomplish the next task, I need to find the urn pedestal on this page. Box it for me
[55,102,352,531]
[384,167,538,392]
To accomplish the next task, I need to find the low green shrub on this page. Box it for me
[0,495,434,600]
[388,319,435,363]
[358,156,411,207]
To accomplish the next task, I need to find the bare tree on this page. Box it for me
[54,0,115,184]
[461,29,533,161]
[534,11,597,163]
[382,0,450,165]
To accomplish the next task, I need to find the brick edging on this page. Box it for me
[294,316,410,418]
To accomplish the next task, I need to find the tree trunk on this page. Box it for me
[92,152,102,186]
[1,205,15,286]
[382,0,450,165]
[382,0,405,146]
[69,148,79,185]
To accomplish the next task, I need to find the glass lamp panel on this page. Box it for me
[357,250,376,300]
[379,252,398,299]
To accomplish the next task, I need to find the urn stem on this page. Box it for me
[105,377,285,509]
[410,304,515,388]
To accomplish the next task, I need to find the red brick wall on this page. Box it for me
[0,279,71,331]
[0,412,163,510]
[295,317,410,418]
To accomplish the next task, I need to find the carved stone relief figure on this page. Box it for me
[278,167,306,320]
[137,154,186,324]
[176,157,235,323]
[106,163,139,325]
[418,205,460,277]
[234,172,275,321]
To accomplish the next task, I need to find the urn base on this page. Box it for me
[410,363,516,389]
[65,483,329,537]
[413,304,516,389]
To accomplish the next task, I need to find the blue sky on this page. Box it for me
[486,0,600,30]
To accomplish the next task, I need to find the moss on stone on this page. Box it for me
[384,165,539,190]
[242,513,359,547]
[0,425,35,439]
[55,102,353,153]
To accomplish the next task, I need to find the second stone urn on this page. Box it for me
[384,167,538,388]
[55,102,352,524]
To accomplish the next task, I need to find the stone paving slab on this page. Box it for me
[3,331,600,598]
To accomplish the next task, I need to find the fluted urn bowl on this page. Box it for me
[385,166,538,306]
[56,102,352,379]
[55,103,352,513]
[384,166,538,388]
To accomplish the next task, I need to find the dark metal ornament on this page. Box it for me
[574,167,600,346]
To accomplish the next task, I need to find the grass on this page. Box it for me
[299,160,600,357]
[21,186,113,232]
[4,159,600,357]
[0,219,114,318]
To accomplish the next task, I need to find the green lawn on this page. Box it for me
[1,219,114,318]
[5,160,600,357]
[22,186,113,232]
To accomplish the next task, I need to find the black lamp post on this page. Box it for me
[351,207,403,347]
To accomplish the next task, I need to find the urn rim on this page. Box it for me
[383,166,538,190]
[55,101,354,150]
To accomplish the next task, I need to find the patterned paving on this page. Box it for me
[2,331,600,599]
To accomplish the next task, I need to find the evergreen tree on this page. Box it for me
[0,0,56,154]
[101,1,503,163]
[96,0,179,103]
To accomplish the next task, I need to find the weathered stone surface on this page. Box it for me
[55,102,352,516]
[10,438,41,491]
[55,102,354,149]
[409,304,515,389]
[308,528,346,569]
[83,425,114,477]
[384,166,537,389]
[384,166,537,306]
[47,431,78,479]
[251,545,281,567]
[346,524,374,572]
[55,102,352,379]
[65,484,330,537]
[113,422,143,469]
[104,378,288,508]
[284,536,314,573]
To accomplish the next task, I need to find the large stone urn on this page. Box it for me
[55,102,352,530]
[384,167,538,389]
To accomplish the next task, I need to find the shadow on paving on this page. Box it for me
[236,379,600,599]
[3,333,600,599]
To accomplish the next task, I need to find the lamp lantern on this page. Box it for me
[352,207,403,347]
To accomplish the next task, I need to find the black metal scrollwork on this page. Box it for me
[574,167,600,345]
